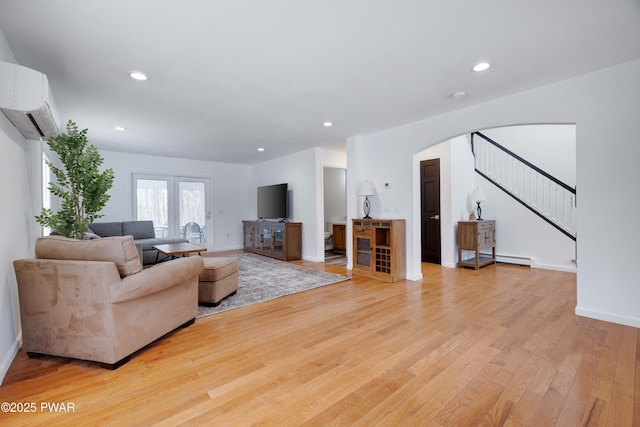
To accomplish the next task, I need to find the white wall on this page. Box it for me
[0,28,44,382]
[100,150,252,251]
[450,136,477,225]
[0,118,41,383]
[481,125,576,187]
[347,59,640,328]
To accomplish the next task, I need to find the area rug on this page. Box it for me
[197,253,349,318]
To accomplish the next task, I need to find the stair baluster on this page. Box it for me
[471,132,576,241]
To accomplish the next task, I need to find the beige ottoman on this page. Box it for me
[199,257,239,306]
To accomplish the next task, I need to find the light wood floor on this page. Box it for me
[1,260,638,426]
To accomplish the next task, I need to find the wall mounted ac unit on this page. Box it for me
[0,61,60,141]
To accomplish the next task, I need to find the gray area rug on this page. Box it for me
[197,253,349,318]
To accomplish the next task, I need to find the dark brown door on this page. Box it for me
[421,159,441,264]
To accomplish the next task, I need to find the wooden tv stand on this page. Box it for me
[242,220,302,261]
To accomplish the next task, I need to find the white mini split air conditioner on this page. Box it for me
[0,61,60,141]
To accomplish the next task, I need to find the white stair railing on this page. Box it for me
[472,132,576,240]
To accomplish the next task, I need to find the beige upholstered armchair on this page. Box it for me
[13,235,204,369]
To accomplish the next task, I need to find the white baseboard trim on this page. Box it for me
[0,332,21,385]
[486,253,534,267]
[480,252,577,273]
[575,306,640,328]
[303,255,324,263]
[534,263,577,273]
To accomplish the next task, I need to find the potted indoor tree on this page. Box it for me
[35,120,114,239]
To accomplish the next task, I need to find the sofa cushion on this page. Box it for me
[122,220,155,239]
[35,235,143,277]
[89,222,124,237]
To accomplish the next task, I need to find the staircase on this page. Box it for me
[471,132,577,241]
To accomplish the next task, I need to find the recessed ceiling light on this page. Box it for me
[129,72,148,81]
[257,147,265,152]
[114,126,127,131]
[323,121,333,127]
[473,62,491,72]
[451,91,467,101]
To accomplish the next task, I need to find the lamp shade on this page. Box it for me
[357,180,376,197]
[471,186,486,202]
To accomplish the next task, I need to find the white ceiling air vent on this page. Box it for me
[0,61,60,141]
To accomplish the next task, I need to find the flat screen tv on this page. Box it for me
[257,183,288,220]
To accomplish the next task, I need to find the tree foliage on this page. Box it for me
[35,120,114,239]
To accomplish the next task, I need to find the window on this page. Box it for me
[42,151,52,236]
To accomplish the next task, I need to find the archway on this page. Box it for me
[412,124,576,272]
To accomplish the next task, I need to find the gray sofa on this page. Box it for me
[89,221,188,266]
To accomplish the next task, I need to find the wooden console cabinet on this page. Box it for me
[352,219,405,283]
[457,220,496,269]
[243,221,302,261]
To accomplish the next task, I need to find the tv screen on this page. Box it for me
[257,183,288,219]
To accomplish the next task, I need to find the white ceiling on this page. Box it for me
[1,0,640,165]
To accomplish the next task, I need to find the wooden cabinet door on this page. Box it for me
[333,224,346,252]
[272,227,284,256]
[458,222,478,250]
[354,235,372,268]
[353,225,373,269]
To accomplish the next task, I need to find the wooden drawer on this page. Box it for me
[477,221,493,231]
[353,226,372,236]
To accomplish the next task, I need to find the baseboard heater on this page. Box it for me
[480,253,535,267]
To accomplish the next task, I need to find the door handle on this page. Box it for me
[430,214,440,220]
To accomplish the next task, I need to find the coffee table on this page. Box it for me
[153,243,206,263]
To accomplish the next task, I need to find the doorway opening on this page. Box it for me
[421,159,441,264]
[323,167,347,266]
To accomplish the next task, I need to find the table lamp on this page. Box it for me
[471,187,487,220]
[357,181,376,219]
